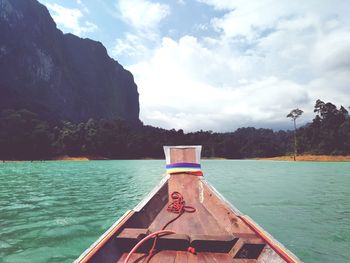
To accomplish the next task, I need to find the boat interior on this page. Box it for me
[77,147,294,263]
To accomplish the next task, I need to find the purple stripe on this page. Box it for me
[166,162,201,169]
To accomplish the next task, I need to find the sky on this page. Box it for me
[40,0,350,132]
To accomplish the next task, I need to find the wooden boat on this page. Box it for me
[75,146,301,263]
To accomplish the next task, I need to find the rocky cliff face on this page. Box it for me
[0,0,140,124]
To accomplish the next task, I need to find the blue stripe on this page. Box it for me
[166,162,201,169]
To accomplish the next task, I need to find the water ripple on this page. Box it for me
[1,160,350,262]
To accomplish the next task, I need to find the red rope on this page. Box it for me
[167,191,196,214]
[144,191,196,262]
[124,191,196,263]
[123,230,175,263]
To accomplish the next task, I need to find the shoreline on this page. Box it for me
[1,156,109,162]
[2,154,350,162]
[51,156,110,161]
[256,155,350,162]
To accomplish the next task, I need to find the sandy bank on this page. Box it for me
[257,155,350,162]
[1,155,110,162]
[52,156,109,161]
[54,156,90,161]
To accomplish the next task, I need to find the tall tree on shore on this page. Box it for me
[287,108,304,161]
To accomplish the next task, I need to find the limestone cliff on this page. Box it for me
[0,0,140,124]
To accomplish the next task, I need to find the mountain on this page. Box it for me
[0,0,139,124]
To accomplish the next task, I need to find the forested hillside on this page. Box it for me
[0,100,348,160]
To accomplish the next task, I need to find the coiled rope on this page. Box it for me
[124,191,196,263]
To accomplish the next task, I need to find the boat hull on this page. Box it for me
[75,174,300,263]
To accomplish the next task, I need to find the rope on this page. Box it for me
[167,191,196,214]
[123,191,196,263]
[145,191,196,262]
[123,230,175,263]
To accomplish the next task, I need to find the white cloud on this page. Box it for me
[112,0,170,60]
[125,1,350,131]
[76,0,89,14]
[111,33,150,59]
[197,0,236,10]
[311,30,350,72]
[201,0,350,40]
[117,0,170,32]
[128,37,313,131]
[46,3,97,36]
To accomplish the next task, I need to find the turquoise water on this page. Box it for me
[0,160,349,262]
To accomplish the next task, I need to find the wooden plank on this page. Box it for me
[149,202,228,236]
[195,252,207,263]
[170,148,197,163]
[117,228,148,239]
[118,252,146,262]
[118,251,234,263]
[149,173,230,237]
[191,234,237,253]
[201,252,233,262]
[201,181,255,236]
[175,251,189,263]
[152,250,177,263]
[232,260,257,263]
[187,252,198,263]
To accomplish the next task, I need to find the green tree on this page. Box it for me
[287,108,304,161]
[313,100,349,154]
[0,109,54,160]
